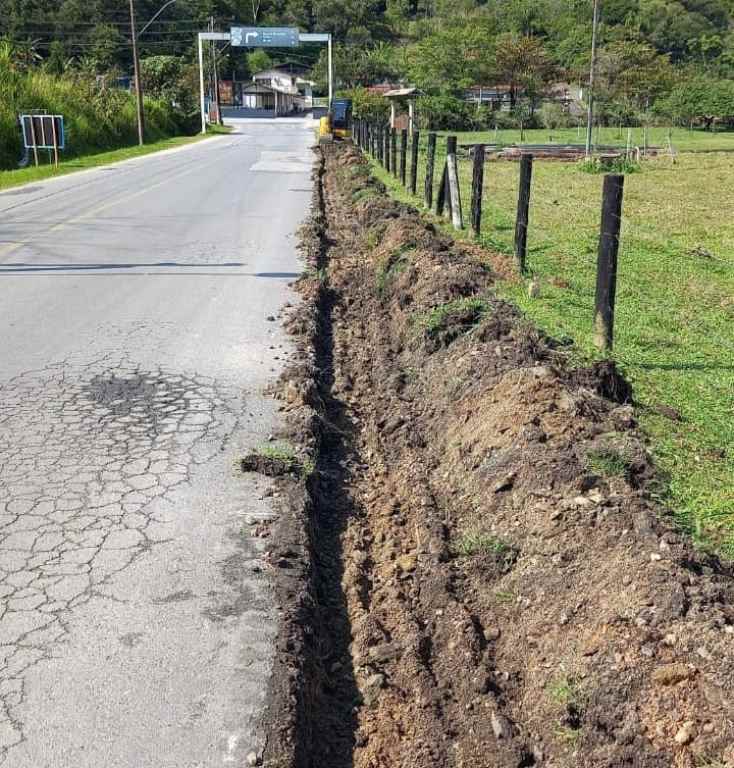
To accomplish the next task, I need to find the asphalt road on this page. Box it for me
[0,118,314,767]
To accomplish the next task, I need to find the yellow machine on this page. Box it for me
[319,100,353,143]
[319,115,333,142]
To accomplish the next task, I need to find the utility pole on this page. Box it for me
[328,34,333,108]
[129,0,145,145]
[198,33,206,134]
[585,0,600,158]
[210,17,223,125]
[207,18,223,125]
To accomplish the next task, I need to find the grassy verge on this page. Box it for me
[0,126,231,192]
[366,146,734,557]
[442,125,734,152]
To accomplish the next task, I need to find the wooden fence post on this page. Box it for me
[470,144,485,236]
[594,174,625,352]
[447,151,463,230]
[400,128,408,186]
[384,127,390,170]
[514,154,533,273]
[409,130,420,195]
[391,129,398,178]
[437,135,457,217]
[424,132,436,208]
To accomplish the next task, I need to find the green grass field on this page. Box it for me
[366,139,734,557]
[0,126,229,192]
[443,125,734,153]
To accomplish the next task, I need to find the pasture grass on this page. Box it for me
[0,128,227,192]
[367,144,734,557]
[444,125,734,153]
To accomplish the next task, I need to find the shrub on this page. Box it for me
[578,155,641,174]
[342,86,390,123]
[0,50,190,170]
[540,102,574,130]
[417,93,477,131]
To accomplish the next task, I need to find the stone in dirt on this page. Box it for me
[674,721,695,746]
[652,663,694,685]
[491,712,513,740]
[362,673,385,708]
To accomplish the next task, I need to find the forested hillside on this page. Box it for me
[3,0,734,141]
[3,0,734,75]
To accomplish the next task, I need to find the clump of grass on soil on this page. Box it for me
[547,675,581,707]
[353,187,379,204]
[586,446,631,477]
[257,443,298,462]
[416,297,488,339]
[241,443,314,478]
[375,244,413,297]
[452,532,508,557]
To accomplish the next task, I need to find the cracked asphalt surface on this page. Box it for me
[0,118,313,766]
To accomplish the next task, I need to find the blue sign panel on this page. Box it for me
[231,26,300,47]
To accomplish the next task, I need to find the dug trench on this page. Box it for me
[258,143,734,768]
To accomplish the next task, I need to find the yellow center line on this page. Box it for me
[0,155,213,259]
[49,160,209,232]
[0,241,25,259]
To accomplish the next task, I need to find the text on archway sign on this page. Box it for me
[230,27,300,47]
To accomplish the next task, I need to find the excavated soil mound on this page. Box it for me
[265,144,734,768]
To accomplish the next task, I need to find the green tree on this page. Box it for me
[247,49,273,74]
[341,85,390,121]
[43,40,69,75]
[639,0,729,60]
[406,22,494,95]
[657,74,734,127]
[596,40,675,118]
[493,34,555,108]
[88,23,124,73]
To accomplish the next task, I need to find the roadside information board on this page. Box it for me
[20,114,65,150]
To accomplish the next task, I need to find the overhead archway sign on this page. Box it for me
[231,26,300,47]
[198,28,332,133]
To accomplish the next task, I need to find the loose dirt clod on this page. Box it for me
[263,144,734,768]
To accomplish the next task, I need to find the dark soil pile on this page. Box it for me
[265,144,734,768]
